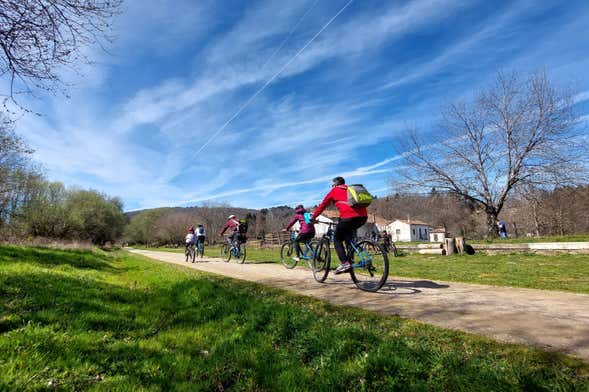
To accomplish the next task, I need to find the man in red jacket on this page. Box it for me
[311,176,368,274]
[219,215,241,246]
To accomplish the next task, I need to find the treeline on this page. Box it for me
[124,205,295,246]
[369,186,589,239]
[1,123,125,245]
[502,186,589,237]
[125,185,589,247]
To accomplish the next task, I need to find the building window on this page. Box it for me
[412,229,415,235]
[434,234,438,241]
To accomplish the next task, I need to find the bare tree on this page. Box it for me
[396,71,586,237]
[0,0,121,103]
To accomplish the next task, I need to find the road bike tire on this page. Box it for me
[185,247,190,262]
[280,242,297,269]
[191,246,196,263]
[312,238,331,283]
[350,240,389,292]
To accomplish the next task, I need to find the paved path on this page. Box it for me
[129,249,589,362]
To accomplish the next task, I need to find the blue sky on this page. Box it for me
[15,0,589,211]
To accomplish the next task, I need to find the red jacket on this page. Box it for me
[311,185,368,220]
[219,218,240,236]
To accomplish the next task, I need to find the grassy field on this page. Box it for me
[140,245,589,294]
[1,245,588,390]
[470,235,589,244]
[395,253,589,294]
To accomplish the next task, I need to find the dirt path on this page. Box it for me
[129,248,589,362]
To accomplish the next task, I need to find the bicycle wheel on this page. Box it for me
[237,244,246,264]
[190,245,196,263]
[305,239,319,269]
[221,244,230,262]
[390,242,398,257]
[350,240,389,292]
[312,238,331,283]
[185,247,189,262]
[280,242,297,269]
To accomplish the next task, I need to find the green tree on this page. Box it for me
[124,208,169,245]
[65,190,126,245]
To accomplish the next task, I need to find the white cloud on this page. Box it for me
[574,91,589,104]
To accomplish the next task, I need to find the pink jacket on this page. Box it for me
[285,206,315,234]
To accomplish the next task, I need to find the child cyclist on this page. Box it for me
[282,205,315,261]
[195,224,206,247]
[185,226,196,252]
[311,176,368,274]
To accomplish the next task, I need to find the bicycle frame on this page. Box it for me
[320,222,370,267]
[290,231,315,260]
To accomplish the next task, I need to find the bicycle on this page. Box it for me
[383,239,398,257]
[280,231,318,269]
[220,235,246,264]
[185,243,196,263]
[196,240,205,258]
[312,221,389,292]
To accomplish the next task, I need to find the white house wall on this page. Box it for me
[388,220,431,242]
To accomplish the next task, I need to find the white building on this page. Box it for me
[388,219,431,242]
[429,227,448,243]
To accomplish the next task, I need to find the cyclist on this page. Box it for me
[185,226,196,252]
[196,224,206,248]
[282,205,315,261]
[311,176,368,274]
[382,230,391,253]
[219,215,240,246]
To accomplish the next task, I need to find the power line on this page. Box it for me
[194,0,355,156]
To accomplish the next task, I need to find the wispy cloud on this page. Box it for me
[14,0,589,211]
[574,91,589,104]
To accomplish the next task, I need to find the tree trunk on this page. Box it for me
[444,238,456,255]
[532,202,540,237]
[486,210,499,238]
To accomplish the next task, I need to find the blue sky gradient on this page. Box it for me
[16,0,589,211]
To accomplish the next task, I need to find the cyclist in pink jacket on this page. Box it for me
[282,205,315,261]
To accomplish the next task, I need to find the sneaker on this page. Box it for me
[292,256,300,262]
[334,262,352,274]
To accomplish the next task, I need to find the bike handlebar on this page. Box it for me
[310,219,336,225]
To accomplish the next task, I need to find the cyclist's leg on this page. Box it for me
[334,220,355,265]
[230,232,239,250]
[334,217,367,270]
[295,232,313,257]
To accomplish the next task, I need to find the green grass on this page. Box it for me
[1,245,588,390]
[394,253,589,294]
[471,235,589,244]
[139,245,589,294]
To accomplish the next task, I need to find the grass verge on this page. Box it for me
[140,245,589,294]
[1,245,589,390]
[470,235,589,244]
